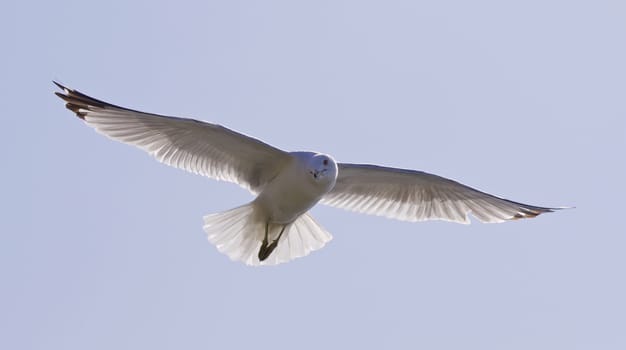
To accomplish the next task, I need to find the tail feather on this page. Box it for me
[203,203,332,266]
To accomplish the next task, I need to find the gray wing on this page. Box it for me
[321,163,559,224]
[54,82,291,193]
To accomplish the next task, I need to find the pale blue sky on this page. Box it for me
[2,1,625,349]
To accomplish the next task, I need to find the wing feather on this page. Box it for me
[54,82,290,192]
[321,163,560,224]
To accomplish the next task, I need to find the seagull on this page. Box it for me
[54,82,563,266]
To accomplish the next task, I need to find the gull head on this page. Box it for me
[294,152,338,190]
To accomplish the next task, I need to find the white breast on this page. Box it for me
[253,153,333,224]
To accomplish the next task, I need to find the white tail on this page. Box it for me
[203,203,332,266]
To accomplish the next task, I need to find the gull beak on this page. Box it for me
[315,169,328,179]
[310,169,325,179]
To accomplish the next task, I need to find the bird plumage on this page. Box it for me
[54,82,563,266]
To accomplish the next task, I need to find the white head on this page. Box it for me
[295,152,338,191]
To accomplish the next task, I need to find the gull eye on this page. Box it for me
[323,159,328,166]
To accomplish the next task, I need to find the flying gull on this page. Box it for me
[54,82,563,266]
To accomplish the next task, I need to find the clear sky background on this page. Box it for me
[2,1,625,349]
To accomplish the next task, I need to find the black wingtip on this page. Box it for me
[52,80,66,91]
[509,205,572,220]
[53,81,125,120]
[53,81,88,119]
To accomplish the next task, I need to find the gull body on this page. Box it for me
[54,82,565,266]
[254,152,338,224]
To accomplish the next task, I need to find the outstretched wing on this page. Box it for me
[54,82,291,193]
[321,163,560,224]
